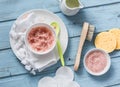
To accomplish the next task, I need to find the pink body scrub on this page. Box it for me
[27,26,55,52]
[85,50,107,73]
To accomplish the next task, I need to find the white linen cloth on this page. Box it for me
[10,12,59,75]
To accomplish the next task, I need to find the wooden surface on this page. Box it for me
[0,0,120,87]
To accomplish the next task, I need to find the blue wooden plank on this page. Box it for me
[0,49,28,78]
[0,3,120,49]
[0,0,120,21]
[0,49,60,78]
[0,0,120,87]
[65,37,120,65]
[74,58,120,87]
[0,36,120,78]
[0,58,120,87]
[0,21,13,49]
[0,0,59,21]
[81,0,120,7]
[0,72,55,87]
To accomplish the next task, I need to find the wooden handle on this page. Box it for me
[74,22,89,71]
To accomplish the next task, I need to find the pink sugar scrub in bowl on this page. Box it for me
[84,48,111,76]
[25,23,56,55]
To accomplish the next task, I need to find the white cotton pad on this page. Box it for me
[64,81,80,87]
[37,67,80,87]
[55,66,74,81]
[38,77,57,87]
[54,77,80,87]
[54,75,71,87]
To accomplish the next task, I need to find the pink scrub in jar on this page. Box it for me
[25,23,56,55]
[84,48,111,76]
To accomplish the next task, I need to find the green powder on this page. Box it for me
[66,0,80,8]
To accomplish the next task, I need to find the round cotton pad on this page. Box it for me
[38,77,57,87]
[64,81,80,87]
[55,66,74,81]
[54,76,71,87]
[54,77,80,87]
[95,32,116,53]
[109,28,120,50]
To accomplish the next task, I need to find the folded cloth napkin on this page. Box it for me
[10,12,59,75]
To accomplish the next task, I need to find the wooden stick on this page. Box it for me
[74,22,89,71]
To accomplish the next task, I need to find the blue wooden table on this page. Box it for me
[0,0,120,87]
